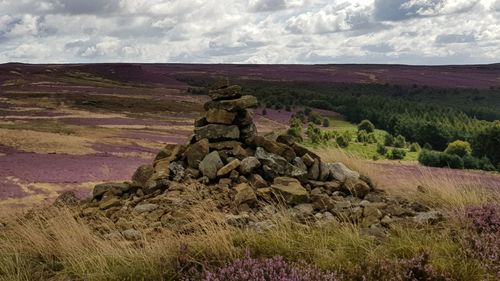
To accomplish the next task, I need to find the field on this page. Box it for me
[0,63,499,280]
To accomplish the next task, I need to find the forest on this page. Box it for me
[181,77,500,171]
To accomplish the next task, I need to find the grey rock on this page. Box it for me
[199,151,224,180]
[208,85,242,101]
[185,139,209,169]
[205,108,237,124]
[239,156,261,175]
[169,161,185,182]
[308,159,320,180]
[329,162,360,182]
[204,95,258,112]
[194,124,240,141]
[93,182,130,199]
[271,177,309,205]
[122,229,141,241]
[413,211,443,225]
[134,203,159,213]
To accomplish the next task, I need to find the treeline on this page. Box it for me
[177,77,500,170]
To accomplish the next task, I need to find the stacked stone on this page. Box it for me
[84,82,442,236]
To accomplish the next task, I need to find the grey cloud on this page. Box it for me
[374,0,443,21]
[52,0,121,15]
[493,0,500,11]
[250,0,287,12]
[435,34,476,44]
[363,43,394,53]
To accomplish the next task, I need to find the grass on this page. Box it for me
[0,150,498,280]
[0,120,78,135]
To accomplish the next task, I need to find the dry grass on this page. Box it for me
[315,148,500,210]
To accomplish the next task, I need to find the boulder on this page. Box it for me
[209,141,243,150]
[254,136,296,162]
[271,177,309,205]
[239,156,261,175]
[235,110,253,126]
[217,159,241,177]
[319,162,330,181]
[152,159,171,180]
[329,162,360,182]
[208,85,242,101]
[249,174,268,189]
[154,144,186,162]
[93,182,130,199]
[169,161,186,182]
[205,108,237,124]
[234,183,257,206]
[204,95,258,112]
[255,147,289,175]
[54,191,79,206]
[240,123,257,144]
[199,151,224,180]
[293,157,307,171]
[185,139,209,169]
[194,117,208,127]
[276,134,295,147]
[308,159,320,180]
[301,153,315,167]
[132,164,154,187]
[291,143,321,159]
[343,177,371,198]
[122,229,141,241]
[99,196,121,210]
[194,124,240,141]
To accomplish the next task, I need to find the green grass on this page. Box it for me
[303,116,419,161]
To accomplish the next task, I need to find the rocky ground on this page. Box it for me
[73,84,442,241]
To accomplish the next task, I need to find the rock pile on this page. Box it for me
[80,82,441,239]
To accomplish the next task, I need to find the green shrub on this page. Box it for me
[376,144,387,155]
[394,135,406,148]
[409,142,421,152]
[366,133,377,144]
[336,134,350,148]
[384,133,394,146]
[445,140,472,157]
[357,119,375,133]
[440,153,464,169]
[322,118,330,127]
[357,130,368,143]
[388,148,406,160]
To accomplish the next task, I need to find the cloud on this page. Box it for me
[435,34,476,44]
[0,0,498,64]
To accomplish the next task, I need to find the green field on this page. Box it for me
[302,116,419,161]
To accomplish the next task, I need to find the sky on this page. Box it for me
[0,0,499,65]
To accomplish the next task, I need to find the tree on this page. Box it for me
[357,119,375,133]
[322,118,330,127]
[444,140,472,157]
[357,130,368,143]
[285,105,291,112]
[394,135,406,148]
[473,121,500,166]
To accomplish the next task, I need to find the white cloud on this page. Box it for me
[0,0,498,64]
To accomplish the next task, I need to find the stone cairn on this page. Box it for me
[81,81,441,238]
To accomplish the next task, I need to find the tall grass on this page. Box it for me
[0,150,498,280]
[316,148,500,210]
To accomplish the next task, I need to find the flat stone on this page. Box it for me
[254,136,296,162]
[99,196,121,210]
[209,141,243,150]
[93,182,130,199]
[234,183,257,206]
[185,139,209,169]
[208,85,242,101]
[271,177,309,205]
[199,151,224,180]
[205,108,237,124]
[204,95,258,112]
[194,124,240,141]
[154,144,186,162]
[217,159,241,177]
[152,159,170,180]
[239,156,261,175]
[329,162,360,183]
[134,203,159,213]
[301,153,315,167]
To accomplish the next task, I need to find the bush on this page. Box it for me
[306,124,322,144]
[445,140,472,157]
[387,148,406,160]
[308,112,322,125]
[440,153,464,169]
[262,108,267,115]
[336,134,350,148]
[322,118,330,127]
[357,119,375,133]
[285,105,291,112]
[195,253,339,281]
[393,135,406,148]
[376,144,387,155]
[409,142,421,152]
[384,133,394,146]
[366,133,377,144]
[423,143,433,150]
[357,130,368,143]
[418,149,442,167]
